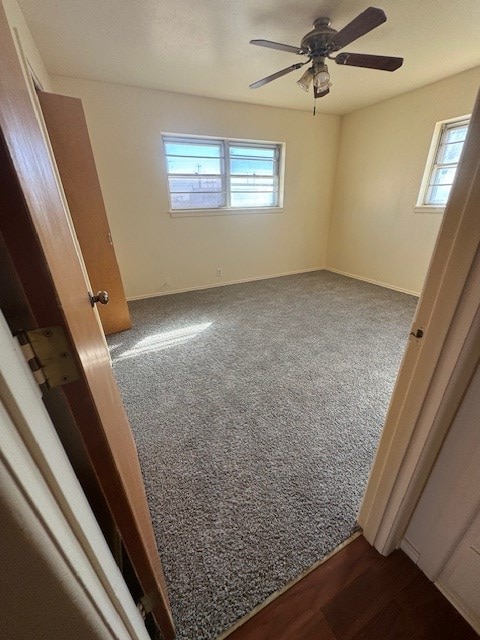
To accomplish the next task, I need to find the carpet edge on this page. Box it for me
[216,530,363,640]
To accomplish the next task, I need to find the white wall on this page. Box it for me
[51,76,340,299]
[327,66,480,295]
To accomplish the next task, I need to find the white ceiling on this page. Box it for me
[18,0,480,115]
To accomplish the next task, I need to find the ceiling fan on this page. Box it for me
[249,7,403,99]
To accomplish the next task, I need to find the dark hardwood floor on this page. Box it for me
[223,535,478,640]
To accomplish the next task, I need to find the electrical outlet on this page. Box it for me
[216,268,223,277]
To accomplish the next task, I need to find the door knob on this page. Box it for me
[89,290,109,306]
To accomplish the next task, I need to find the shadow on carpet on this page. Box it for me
[107,271,418,640]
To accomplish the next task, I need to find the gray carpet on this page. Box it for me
[107,271,417,640]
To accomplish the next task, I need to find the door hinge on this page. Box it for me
[137,591,158,619]
[17,326,80,393]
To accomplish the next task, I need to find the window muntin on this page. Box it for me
[162,136,282,212]
[418,117,469,210]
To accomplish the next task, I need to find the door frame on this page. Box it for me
[0,310,151,640]
[359,87,480,554]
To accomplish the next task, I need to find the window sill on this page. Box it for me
[169,207,284,218]
[414,205,445,214]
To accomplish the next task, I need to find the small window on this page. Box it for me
[162,135,283,214]
[416,116,470,212]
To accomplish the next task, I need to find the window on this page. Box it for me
[162,135,283,213]
[416,116,470,212]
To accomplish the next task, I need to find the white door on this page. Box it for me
[401,359,480,634]
[439,514,480,633]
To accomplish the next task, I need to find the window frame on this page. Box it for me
[415,115,470,214]
[161,133,285,216]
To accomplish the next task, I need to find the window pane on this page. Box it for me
[164,142,222,158]
[166,156,222,175]
[430,167,457,186]
[444,126,468,144]
[168,176,223,193]
[437,141,464,164]
[230,158,274,176]
[230,192,276,207]
[426,185,451,206]
[171,192,225,209]
[230,146,275,159]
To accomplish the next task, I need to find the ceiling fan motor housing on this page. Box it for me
[300,18,339,57]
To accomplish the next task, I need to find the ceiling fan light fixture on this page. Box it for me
[296,67,314,91]
[313,65,330,90]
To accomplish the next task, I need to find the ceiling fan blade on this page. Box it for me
[335,52,403,71]
[249,63,305,89]
[250,39,304,55]
[332,7,386,50]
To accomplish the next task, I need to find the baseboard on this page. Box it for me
[217,531,362,639]
[127,267,325,301]
[435,582,480,635]
[326,267,420,297]
[399,537,420,564]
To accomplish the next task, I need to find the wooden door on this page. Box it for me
[0,6,174,639]
[38,91,131,335]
